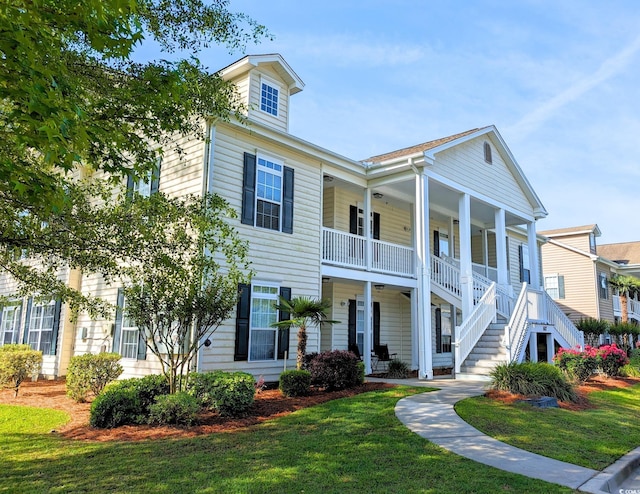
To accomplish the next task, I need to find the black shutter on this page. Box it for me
[126,175,134,200]
[113,288,124,353]
[349,205,358,235]
[435,308,442,354]
[373,301,380,348]
[373,212,380,240]
[433,230,440,256]
[282,166,294,234]
[241,153,256,226]
[150,158,161,195]
[277,287,291,359]
[22,297,32,344]
[49,299,62,356]
[348,299,356,348]
[234,283,251,360]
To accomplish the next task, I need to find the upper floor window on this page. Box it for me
[519,244,531,283]
[544,274,565,299]
[599,273,608,299]
[260,81,279,117]
[126,159,161,199]
[256,157,283,231]
[589,233,597,254]
[241,152,294,234]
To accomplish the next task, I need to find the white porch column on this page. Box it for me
[495,208,509,288]
[458,193,474,319]
[416,172,433,379]
[363,281,373,375]
[527,221,540,289]
[364,188,372,271]
[529,332,538,362]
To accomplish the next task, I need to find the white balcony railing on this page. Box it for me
[613,295,640,321]
[321,228,414,277]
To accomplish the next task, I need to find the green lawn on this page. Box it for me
[456,382,640,470]
[0,387,571,493]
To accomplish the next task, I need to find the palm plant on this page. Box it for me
[272,297,338,369]
[609,274,640,323]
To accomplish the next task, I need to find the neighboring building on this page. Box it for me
[540,225,640,325]
[0,54,583,381]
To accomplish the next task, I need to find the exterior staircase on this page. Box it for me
[457,322,508,380]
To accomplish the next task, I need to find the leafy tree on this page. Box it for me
[608,274,640,323]
[121,192,251,394]
[0,344,42,397]
[1,0,268,310]
[273,297,338,370]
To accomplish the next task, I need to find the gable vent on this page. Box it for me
[483,141,492,164]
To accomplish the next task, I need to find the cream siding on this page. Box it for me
[596,264,615,322]
[431,138,533,215]
[246,68,290,133]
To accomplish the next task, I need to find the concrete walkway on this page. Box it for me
[369,377,640,493]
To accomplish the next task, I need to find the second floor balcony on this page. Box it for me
[321,227,415,278]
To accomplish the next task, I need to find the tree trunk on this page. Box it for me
[296,325,307,370]
[622,293,629,323]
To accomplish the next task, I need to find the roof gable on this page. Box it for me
[220,54,305,94]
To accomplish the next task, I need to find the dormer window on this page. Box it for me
[260,80,279,117]
[483,141,492,164]
[589,233,597,254]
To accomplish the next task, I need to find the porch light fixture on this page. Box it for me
[323,175,334,182]
[373,192,384,199]
[374,284,385,291]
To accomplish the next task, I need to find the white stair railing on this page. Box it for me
[431,254,462,298]
[471,270,514,318]
[504,282,529,362]
[453,283,497,373]
[540,289,584,350]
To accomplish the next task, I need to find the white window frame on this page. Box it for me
[132,169,152,197]
[1,303,21,345]
[248,283,280,361]
[255,155,283,231]
[27,300,56,354]
[544,274,563,300]
[120,297,139,359]
[260,77,280,117]
[356,296,365,355]
[599,273,609,300]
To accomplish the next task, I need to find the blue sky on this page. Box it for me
[136,0,640,245]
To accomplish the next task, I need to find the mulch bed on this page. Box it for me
[0,379,393,442]
[3,375,637,442]
[485,375,640,411]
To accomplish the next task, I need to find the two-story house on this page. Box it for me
[540,225,640,326]
[0,54,584,381]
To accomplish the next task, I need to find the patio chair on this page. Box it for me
[372,344,397,373]
[348,343,362,360]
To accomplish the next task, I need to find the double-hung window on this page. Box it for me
[256,157,283,231]
[260,80,279,117]
[120,298,140,359]
[241,153,294,234]
[27,300,56,354]
[599,273,609,299]
[544,274,565,299]
[126,159,161,198]
[249,284,280,361]
[1,304,21,345]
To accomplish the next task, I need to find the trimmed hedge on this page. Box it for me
[279,370,311,397]
[66,353,123,402]
[187,371,255,417]
[307,350,364,391]
[0,344,42,397]
[148,392,200,426]
[89,374,169,428]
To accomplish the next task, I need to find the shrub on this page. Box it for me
[89,374,169,428]
[576,318,609,347]
[553,347,599,382]
[148,392,200,426]
[0,344,42,397]
[279,370,311,397]
[187,371,255,417]
[620,364,640,378]
[598,344,628,377]
[489,362,576,402]
[386,358,410,379]
[66,353,123,402]
[307,350,364,391]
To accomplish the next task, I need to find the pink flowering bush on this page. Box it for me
[553,344,629,381]
[598,344,628,377]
